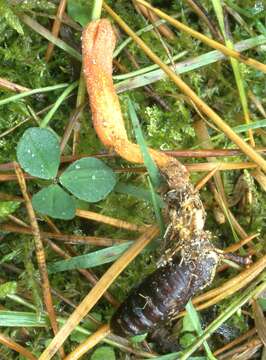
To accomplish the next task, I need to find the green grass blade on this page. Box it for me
[0,311,47,327]
[40,81,79,128]
[128,99,164,234]
[211,0,253,143]
[91,0,103,20]
[186,300,217,360]
[0,83,69,106]
[48,242,133,273]
[128,99,161,187]
[211,119,266,142]
[210,0,225,36]
[147,176,165,233]
[113,52,187,81]
[255,20,266,36]
[116,36,266,93]
[20,14,82,61]
[113,17,174,58]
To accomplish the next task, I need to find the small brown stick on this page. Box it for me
[76,209,147,232]
[13,163,65,359]
[194,119,250,243]
[210,182,250,241]
[39,226,159,360]
[132,0,175,40]
[252,299,266,347]
[165,148,266,158]
[186,162,258,172]
[223,233,259,253]
[134,0,266,74]
[217,337,262,360]
[60,148,266,162]
[0,77,30,93]
[60,103,86,153]
[7,215,28,227]
[1,223,130,246]
[45,0,67,62]
[64,324,111,360]
[0,193,24,202]
[184,0,223,40]
[214,328,257,356]
[0,332,37,360]
[194,165,220,192]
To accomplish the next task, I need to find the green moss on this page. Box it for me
[0,0,265,356]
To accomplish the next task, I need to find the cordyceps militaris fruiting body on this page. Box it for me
[82,19,220,336]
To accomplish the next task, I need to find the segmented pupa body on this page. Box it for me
[111,164,220,336]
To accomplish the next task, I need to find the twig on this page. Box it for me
[1,223,130,246]
[59,147,266,163]
[194,164,220,191]
[217,337,262,359]
[184,0,223,40]
[64,324,111,360]
[213,328,256,356]
[132,0,174,40]
[0,332,37,360]
[0,77,30,92]
[0,162,260,184]
[60,103,86,153]
[45,0,67,62]
[13,162,64,359]
[76,209,147,232]
[223,233,259,253]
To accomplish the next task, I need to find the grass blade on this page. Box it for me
[186,300,217,360]
[128,98,161,187]
[116,35,266,93]
[48,242,133,273]
[128,99,164,233]
[0,311,47,327]
[0,83,69,106]
[147,176,165,233]
[40,81,78,128]
[20,14,82,61]
[211,0,255,145]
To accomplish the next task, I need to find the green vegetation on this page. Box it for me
[0,0,266,359]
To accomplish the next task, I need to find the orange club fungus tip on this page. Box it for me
[82,19,188,174]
